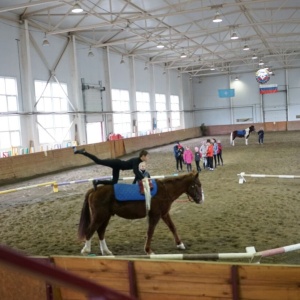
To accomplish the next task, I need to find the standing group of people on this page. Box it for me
[201,138,223,171]
[173,139,224,173]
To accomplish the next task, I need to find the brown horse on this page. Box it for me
[78,171,204,255]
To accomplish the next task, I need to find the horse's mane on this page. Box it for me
[157,171,197,184]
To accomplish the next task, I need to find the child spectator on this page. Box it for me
[258,127,264,144]
[212,138,218,168]
[217,140,223,166]
[194,146,202,172]
[199,140,207,170]
[183,146,193,172]
[173,141,184,172]
[206,140,214,171]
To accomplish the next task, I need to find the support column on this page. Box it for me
[71,35,86,145]
[23,20,39,151]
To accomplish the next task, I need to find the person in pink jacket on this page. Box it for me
[183,146,194,172]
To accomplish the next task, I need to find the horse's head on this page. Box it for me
[186,171,204,204]
[250,125,255,132]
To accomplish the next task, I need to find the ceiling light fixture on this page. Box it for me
[88,46,94,57]
[258,60,264,66]
[120,55,125,64]
[72,3,83,13]
[235,76,239,81]
[157,42,164,49]
[144,62,148,71]
[243,44,250,51]
[213,11,222,23]
[42,33,50,46]
[210,65,215,71]
[231,31,239,40]
[180,52,187,58]
[252,53,258,59]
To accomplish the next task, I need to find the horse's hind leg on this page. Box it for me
[96,216,113,256]
[80,221,101,255]
[80,216,106,255]
[162,213,185,250]
[81,239,92,255]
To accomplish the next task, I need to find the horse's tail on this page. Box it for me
[230,132,233,144]
[78,190,92,240]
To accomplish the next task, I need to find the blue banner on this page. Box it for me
[218,89,235,98]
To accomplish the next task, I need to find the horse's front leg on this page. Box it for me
[245,137,248,145]
[144,214,161,254]
[161,213,185,250]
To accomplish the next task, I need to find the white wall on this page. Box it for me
[1,17,300,151]
[192,68,299,126]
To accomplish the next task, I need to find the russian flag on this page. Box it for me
[259,84,278,94]
[218,89,235,98]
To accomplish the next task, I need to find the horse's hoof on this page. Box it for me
[81,248,91,255]
[102,250,113,256]
[177,242,185,250]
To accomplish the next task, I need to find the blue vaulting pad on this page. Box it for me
[114,180,158,201]
[237,130,246,137]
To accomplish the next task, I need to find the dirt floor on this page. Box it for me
[0,131,299,265]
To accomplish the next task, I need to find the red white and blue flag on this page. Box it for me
[259,84,278,94]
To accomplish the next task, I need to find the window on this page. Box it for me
[170,95,180,128]
[136,91,151,132]
[0,77,21,149]
[111,89,131,135]
[155,93,168,130]
[35,80,71,144]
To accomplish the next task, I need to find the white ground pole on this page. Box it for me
[99,243,300,263]
[237,172,300,184]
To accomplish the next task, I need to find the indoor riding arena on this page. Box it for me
[0,129,300,265]
[1,128,300,299]
[1,1,300,299]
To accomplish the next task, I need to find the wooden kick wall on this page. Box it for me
[51,256,300,300]
[1,256,300,300]
[0,121,300,185]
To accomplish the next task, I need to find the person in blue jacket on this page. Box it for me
[173,141,184,172]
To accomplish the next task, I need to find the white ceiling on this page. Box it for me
[1,0,300,78]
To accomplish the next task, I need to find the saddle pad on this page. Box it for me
[236,129,246,137]
[114,180,157,201]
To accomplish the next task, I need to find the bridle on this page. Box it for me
[186,180,203,204]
